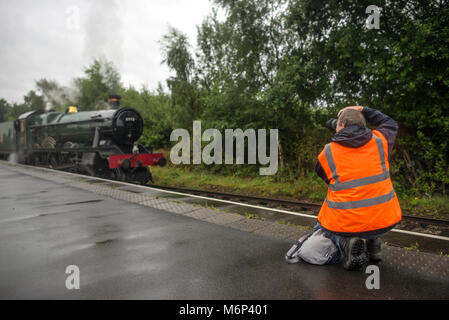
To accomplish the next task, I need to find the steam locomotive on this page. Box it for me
[0,95,166,184]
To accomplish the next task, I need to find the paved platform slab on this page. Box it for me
[0,163,448,299]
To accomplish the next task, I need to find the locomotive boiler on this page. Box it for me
[0,95,166,184]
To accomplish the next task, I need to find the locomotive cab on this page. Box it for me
[14,110,44,163]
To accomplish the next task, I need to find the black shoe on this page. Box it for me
[366,238,382,262]
[339,237,367,271]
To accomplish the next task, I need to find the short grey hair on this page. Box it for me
[338,109,366,128]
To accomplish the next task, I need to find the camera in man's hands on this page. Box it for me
[325,119,338,132]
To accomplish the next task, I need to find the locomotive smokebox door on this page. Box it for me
[111,107,143,145]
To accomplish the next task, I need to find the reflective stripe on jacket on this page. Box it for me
[317,130,402,234]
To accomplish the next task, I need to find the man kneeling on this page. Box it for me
[288,106,402,270]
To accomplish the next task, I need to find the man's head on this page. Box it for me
[336,109,366,132]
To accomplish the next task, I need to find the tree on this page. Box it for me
[75,58,122,110]
[0,98,10,122]
[23,90,45,111]
[284,0,449,192]
[160,27,199,129]
[8,103,31,120]
[120,84,174,149]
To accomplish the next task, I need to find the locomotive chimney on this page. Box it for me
[107,95,121,109]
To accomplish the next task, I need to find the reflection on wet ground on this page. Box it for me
[0,163,448,299]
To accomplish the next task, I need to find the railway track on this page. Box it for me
[150,184,449,229]
[10,159,446,229]
[4,160,449,235]
[2,160,449,243]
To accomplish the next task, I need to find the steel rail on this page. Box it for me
[2,161,448,241]
[150,184,449,228]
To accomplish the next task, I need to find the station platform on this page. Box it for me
[0,161,448,299]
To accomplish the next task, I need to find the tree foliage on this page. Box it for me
[0,99,10,122]
[75,58,123,110]
[283,0,449,193]
[193,0,448,194]
[120,84,173,149]
[160,27,200,129]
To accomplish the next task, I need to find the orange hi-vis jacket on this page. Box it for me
[317,130,402,234]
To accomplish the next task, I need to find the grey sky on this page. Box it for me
[0,0,215,103]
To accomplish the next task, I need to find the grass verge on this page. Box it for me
[150,165,449,219]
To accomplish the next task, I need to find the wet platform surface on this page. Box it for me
[0,162,448,299]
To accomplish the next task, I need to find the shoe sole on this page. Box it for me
[344,238,367,271]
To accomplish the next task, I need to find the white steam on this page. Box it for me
[7,153,18,163]
[43,84,80,111]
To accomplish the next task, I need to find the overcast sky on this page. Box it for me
[0,0,216,103]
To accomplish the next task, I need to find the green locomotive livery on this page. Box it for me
[0,121,16,155]
[0,95,165,183]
